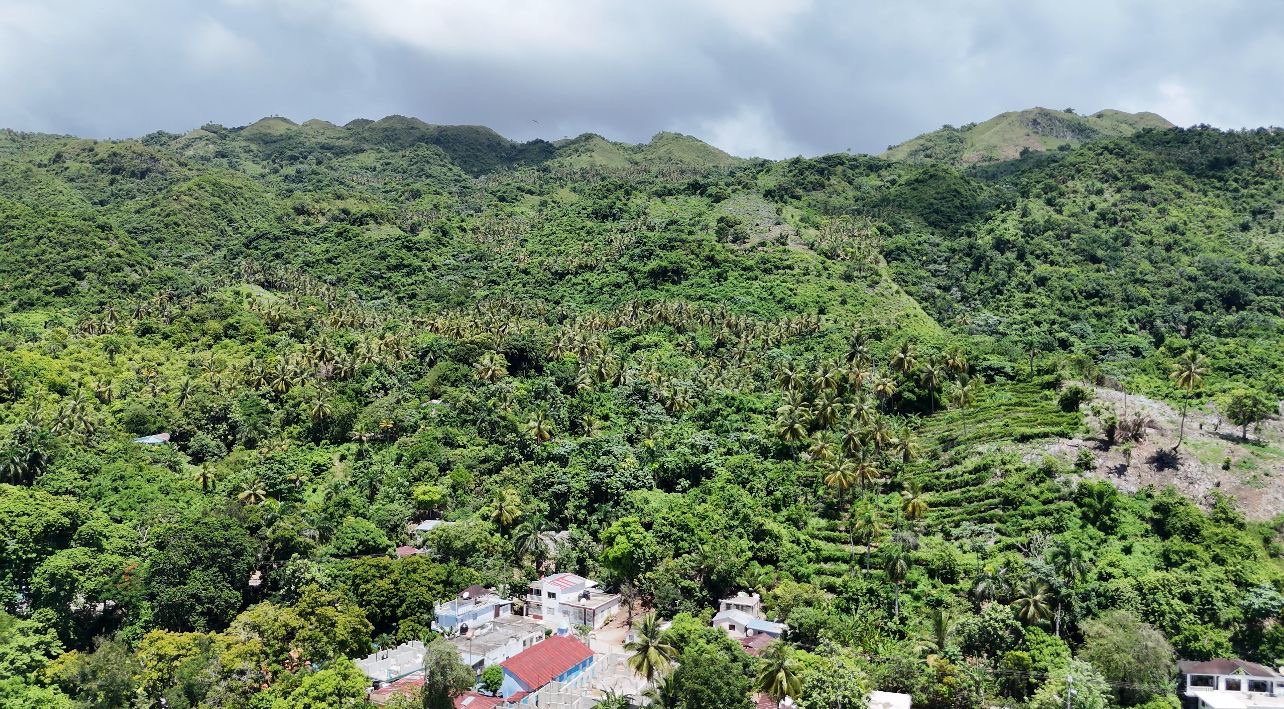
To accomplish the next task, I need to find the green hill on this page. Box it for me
[883,106,1174,165]
[3,112,1284,709]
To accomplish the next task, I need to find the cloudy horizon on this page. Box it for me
[2,0,1281,158]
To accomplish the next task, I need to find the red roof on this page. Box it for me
[368,674,423,705]
[454,692,505,709]
[501,635,593,689]
[741,633,774,656]
[395,545,420,558]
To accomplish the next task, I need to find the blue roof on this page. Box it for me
[132,433,170,444]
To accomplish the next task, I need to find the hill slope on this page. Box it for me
[883,106,1174,165]
[3,113,1284,709]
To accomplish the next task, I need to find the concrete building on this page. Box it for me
[526,573,620,630]
[713,591,786,639]
[1180,659,1284,708]
[355,640,426,686]
[435,587,514,633]
[449,614,546,672]
[498,635,595,699]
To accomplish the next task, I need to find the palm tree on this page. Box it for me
[237,479,268,505]
[176,378,196,409]
[972,564,1012,605]
[489,488,524,531]
[524,410,554,442]
[822,458,858,499]
[918,361,943,414]
[308,389,332,423]
[1048,542,1090,636]
[624,611,677,683]
[884,543,911,620]
[592,691,632,709]
[851,502,884,573]
[901,482,928,522]
[891,342,918,375]
[1010,580,1054,625]
[193,464,217,494]
[475,352,508,382]
[915,608,956,658]
[1169,349,1207,451]
[756,641,802,704]
[641,674,680,709]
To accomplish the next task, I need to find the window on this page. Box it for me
[547,591,556,599]
[728,624,736,631]
[1224,678,1241,691]
[1190,675,1215,688]
[1248,680,1269,693]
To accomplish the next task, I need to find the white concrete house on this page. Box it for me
[526,573,620,630]
[713,591,786,639]
[434,585,513,632]
[1180,659,1284,709]
[449,614,546,673]
[355,641,425,686]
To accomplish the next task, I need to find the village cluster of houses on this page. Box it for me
[353,577,816,708]
[354,569,1284,709]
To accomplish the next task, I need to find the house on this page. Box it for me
[355,640,426,685]
[449,614,546,672]
[712,592,786,639]
[413,519,455,540]
[526,573,620,630]
[720,591,764,616]
[395,545,421,558]
[453,692,505,709]
[868,690,913,709]
[713,608,786,639]
[435,587,514,633]
[498,635,595,699]
[132,432,170,445]
[1180,659,1284,708]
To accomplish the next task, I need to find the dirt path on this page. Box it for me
[1036,385,1284,520]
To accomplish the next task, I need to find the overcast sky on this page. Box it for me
[1,0,1281,158]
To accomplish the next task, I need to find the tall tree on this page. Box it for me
[625,611,677,683]
[1168,349,1206,451]
[756,641,802,704]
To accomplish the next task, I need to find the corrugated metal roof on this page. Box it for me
[1179,659,1283,678]
[500,635,592,689]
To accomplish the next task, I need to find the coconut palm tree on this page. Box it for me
[1169,349,1207,451]
[641,674,680,709]
[971,564,1011,605]
[756,641,802,704]
[489,488,524,531]
[918,361,943,414]
[901,482,928,522]
[822,458,858,499]
[238,479,268,505]
[193,464,217,494]
[915,608,956,658]
[592,691,632,709]
[624,611,677,683]
[891,342,918,375]
[1010,580,1054,625]
[851,502,884,573]
[884,543,911,620]
[524,410,554,442]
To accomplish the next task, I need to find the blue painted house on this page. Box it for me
[497,635,595,699]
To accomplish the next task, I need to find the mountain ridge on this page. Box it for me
[883,106,1175,166]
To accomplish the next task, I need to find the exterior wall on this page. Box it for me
[1184,672,1284,695]
[499,671,532,698]
[715,619,747,638]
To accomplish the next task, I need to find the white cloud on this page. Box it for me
[187,18,260,71]
[683,102,803,159]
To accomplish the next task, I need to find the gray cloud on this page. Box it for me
[0,0,1280,158]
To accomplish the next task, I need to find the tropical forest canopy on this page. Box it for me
[1,111,1284,709]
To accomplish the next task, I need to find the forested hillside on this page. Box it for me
[2,115,1283,709]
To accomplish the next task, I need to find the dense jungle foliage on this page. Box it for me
[1,114,1284,709]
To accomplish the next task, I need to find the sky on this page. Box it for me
[1,0,1281,158]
